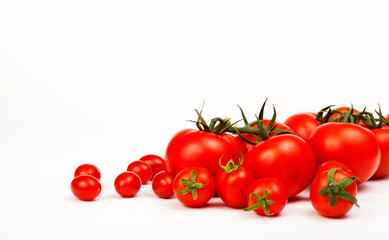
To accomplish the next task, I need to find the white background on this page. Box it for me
[1,1,389,239]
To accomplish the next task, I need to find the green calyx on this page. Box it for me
[178,170,208,200]
[359,104,389,129]
[318,168,360,208]
[244,190,275,216]
[316,105,363,124]
[219,150,244,174]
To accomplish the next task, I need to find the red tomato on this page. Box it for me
[310,169,359,218]
[216,158,255,208]
[165,129,244,178]
[114,171,142,197]
[74,163,101,181]
[139,154,166,179]
[307,122,380,182]
[127,161,153,184]
[173,167,215,207]
[152,171,174,198]
[315,161,354,177]
[244,178,288,216]
[71,175,101,201]
[243,134,316,198]
[284,112,320,141]
[330,107,360,119]
[371,127,389,178]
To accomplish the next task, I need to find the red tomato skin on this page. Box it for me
[315,161,354,177]
[216,167,255,208]
[310,170,357,218]
[139,154,167,179]
[371,127,389,178]
[165,129,244,178]
[243,134,316,198]
[71,175,101,201]
[74,164,101,181]
[284,112,320,141]
[307,122,380,182]
[247,178,288,216]
[173,167,215,208]
[127,161,153,184]
[152,171,174,198]
[114,171,142,197]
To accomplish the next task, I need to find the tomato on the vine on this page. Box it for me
[127,161,153,184]
[371,126,389,178]
[152,171,174,198]
[71,175,101,201]
[114,171,142,197]
[139,154,166,179]
[330,107,360,120]
[74,164,101,181]
[284,112,320,141]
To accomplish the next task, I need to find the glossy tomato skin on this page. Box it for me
[310,170,357,218]
[114,171,142,197]
[246,178,288,216]
[284,112,320,141]
[152,171,174,198]
[216,167,255,208]
[307,122,380,182]
[127,161,153,184]
[139,154,166,179]
[371,127,389,178]
[71,175,101,201]
[315,161,354,177]
[165,129,244,178]
[74,164,101,181]
[243,134,315,198]
[173,167,215,207]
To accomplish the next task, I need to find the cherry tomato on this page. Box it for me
[114,171,142,197]
[315,161,354,177]
[74,163,101,181]
[284,112,320,141]
[173,167,215,207]
[127,161,153,184]
[71,175,101,201]
[371,127,389,178]
[244,178,288,216]
[139,154,166,179]
[330,107,361,123]
[310,169,359,218]
[152,171,174,198]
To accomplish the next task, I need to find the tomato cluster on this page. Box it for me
[70,102,389,218]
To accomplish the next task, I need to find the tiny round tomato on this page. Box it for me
[127,161,153,184]
[173,167,215,207]
[371,127,389,178]
[74,163,101,181]
[284,112,320,141]
[71,175,101,201]
[310,168,359,218]
[244,178,288,216]
[315,161,354,177]
[152,171,174,198]
[114,171,142,197]
[139,154,166,179]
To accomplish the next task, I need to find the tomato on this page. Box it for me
[127,161,153,184]
[114,171,142,197]
[307,122,380,182]
[330,107,360,119]
[315,161,353,177]
[139,154,166,179]
[310,169,359,218]
[71,175,101,201]
[172,167,215,207]
[74,163,101,181]
[165,129,244,178]
[284,112,320,141]
[243,134,316,198]
[152,171,174,198]
[244,178,288,216]
[216,156,255,208]
[371,127,389,178]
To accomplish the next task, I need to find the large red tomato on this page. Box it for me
[284,112,320,141]
[243,134,316,198]
[307,122,380,182]
[371,127,389,178]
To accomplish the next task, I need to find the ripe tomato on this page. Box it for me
[315,161,354,177]
[330,107,360,119]
[114,171,142,197]
[139,154,166,179]
[310,169,359,218]
[71,175,101,201]
[216,156,255,208]
[173,167,215,207]
[127,161,153,184]
[243,134,315,198]
[152,171,174,198]
[284,112,320,141]
[371,127,389,178]
[244,178,288,216]
[165,129,244,178]
[307,122,380,182]
[74,163,101,181]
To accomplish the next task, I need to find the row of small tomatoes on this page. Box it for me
[71,102,389,218]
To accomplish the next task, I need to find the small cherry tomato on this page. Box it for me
[74,163,101,181]
[127,161,153,184]
[315,161,354,177]
[71,175,101,201]
[139,154,167,179]
[152,171,174,198]
[114,171,142,197]
[284,112,320,141]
